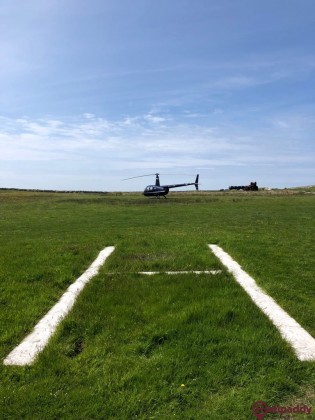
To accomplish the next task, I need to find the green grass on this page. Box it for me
[0,189,314,419]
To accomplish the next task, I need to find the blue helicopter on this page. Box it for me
[123,173,199,198]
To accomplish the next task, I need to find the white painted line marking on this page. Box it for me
[139,270,222,275]
[105,270,222,275]
[209,244,315,361]
[4,246,115,366]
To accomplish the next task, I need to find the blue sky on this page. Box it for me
[1,0,314,191]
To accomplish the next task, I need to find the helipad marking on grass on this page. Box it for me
[139,270,221,275]
[209,244,315,361]
[3,246,115,366]
[105,270,222,275]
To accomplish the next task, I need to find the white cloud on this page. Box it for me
[0,110,313,190]
[144,113,168,124]
[83,113,96,119]
[275,120,290,129]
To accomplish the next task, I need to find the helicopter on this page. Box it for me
[123,173,199,198]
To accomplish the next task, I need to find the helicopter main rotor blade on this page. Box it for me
[122,172,195,181]
[121,173,159,181]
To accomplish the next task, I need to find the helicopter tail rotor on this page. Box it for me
[195,174,199,190]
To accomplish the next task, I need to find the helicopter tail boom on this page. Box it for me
[163,174,199,190]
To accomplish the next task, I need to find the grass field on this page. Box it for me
[0,189,314,419]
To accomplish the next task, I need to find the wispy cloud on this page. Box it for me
[0,111,312,167]
[0,107,313,190]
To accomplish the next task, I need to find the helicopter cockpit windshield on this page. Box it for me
[145,186,157,192]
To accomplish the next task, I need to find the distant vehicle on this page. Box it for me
[229,182,258,191]
[123,173,199,198]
